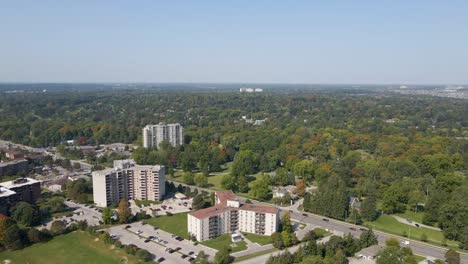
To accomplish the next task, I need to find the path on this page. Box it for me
[231,234,274,258]
[392,215,441,231]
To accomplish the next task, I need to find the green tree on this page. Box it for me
[221,174,236,191]
[214,246,233,264]
[183,172,195,185]
[231,150,258,177]
[445,249,460,264]
[135,249,152,262]
[27,228,42,243]
[192,194,206,210]
[361,193,378,221]
[50,220,66,235]
[3,224,23,250]
[281,211,293,233]
[191,250,209,264]
[102,208,113,225]
[281,231,291,247]
[11,202,40,227]
[272,232,283,249]
[0,215,15,244]
[248,174,270,200]
[194,174,208,187]
[359,229,378,248]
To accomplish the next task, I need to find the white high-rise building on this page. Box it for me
[92,159,165,207]
[142,123,184,148]
[188,191,279,241]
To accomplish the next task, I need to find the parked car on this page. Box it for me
[415,224,420,227]
[349,227,357,231]
[144,239,150,243]
[175,247,181,251]
[402,241,410,245]
[181,255,188,259]
[125,225,131,229]
[322,218,329,222]
[157,257,165,263]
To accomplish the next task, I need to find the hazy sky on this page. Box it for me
[1,0,467,84]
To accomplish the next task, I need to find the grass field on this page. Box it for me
[201,234,247,253]
[314,227,332,238]
[366,215,458,247]
[143,212,189,239]
[0,231,142,264]
[395,211,425,224]
[242,233,272,245]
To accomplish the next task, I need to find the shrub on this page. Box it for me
[136,249,152,262]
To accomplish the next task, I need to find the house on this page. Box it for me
[4,149,24,160]
[355,245,384,260]
[350,197,362,211]
[272,185,297,198]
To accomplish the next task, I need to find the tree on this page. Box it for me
[381,183,407,214]
[221,174,236,191]
[102,208,113,225]
[3,224,23,250]
[272,232,283,249]
[385,238,400,248]
[136,249,152,262]
[50,220,66,235]
[376,247,401,264]
[445,249,460,264]
[361,193,378,221]
[281,231,291,247]
[194,174,208,187]
[0,215,15,244]
[192,194,206,210]
[359,229,378,248]
[183,172,195,185]
[214,246,233,264]
[231,150,258,177]
[334,249,348,264]
[192,250,209,264]
[281,211,293,233]
[248,174,270,200]
[118,199,132,224]
[27,228,42,243]
[295,180,306,196]
[66,178,92,203]
[11,202,40,227]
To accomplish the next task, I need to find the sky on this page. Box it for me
[1,0,467,84]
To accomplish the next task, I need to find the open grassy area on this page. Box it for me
[207,173,226,190]
[0,231,143,264]
[395,211,425,224]
[143,212,189,239]
[201,234,247,253]
[234,248,278,262]
[314,227,332,238]
[242,233,272,245]
[366,215,458,247]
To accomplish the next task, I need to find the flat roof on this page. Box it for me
[239,203,278,214]
[190,205,232,219]
[0,177,39,189]
[0,187,16,198]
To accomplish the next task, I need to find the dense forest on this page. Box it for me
[0,85,467,248]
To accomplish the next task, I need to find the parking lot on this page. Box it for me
[130,197,193,216]
[42,200,102,229]
[107,221,216,263]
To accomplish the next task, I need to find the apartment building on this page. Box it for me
[142,123,184,148]
[0,178,41,215]
[188,191,279,242]
[92,159,165,207]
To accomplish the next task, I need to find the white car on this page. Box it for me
[402,240,410,245]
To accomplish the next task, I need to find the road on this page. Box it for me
[169,179,468,262]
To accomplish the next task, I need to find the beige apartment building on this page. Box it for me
[92,159,165,207]
[188,191,279,242]
[142,123,184,149]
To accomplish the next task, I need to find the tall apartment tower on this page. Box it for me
[142,123,184,148]
[92,160,165,207]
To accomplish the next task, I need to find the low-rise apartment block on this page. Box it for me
[0,178,41,215]
[92,159,165,207]
[188,191,279,241]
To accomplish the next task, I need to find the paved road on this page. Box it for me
[169,179,468,262]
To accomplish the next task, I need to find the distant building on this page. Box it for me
[4,149,24,160]
[272,185,297,198]
[349,197,362,211]
[240,88,263,93]
[0,178,41,215]
[188,191,279,241]
[0,159,28,176]
[92,159,165,207]
[142,123,184,148]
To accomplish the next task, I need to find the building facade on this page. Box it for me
[142,123,184,148]
[188,191,279,242]
[0,178,41,215]
[92,159,165,207]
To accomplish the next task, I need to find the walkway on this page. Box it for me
[392,215,441,231]
[231,233,274,258]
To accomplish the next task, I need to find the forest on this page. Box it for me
[0,85,467,248]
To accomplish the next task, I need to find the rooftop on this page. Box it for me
[215,190,237,206]
[239,203,278,214]
[189,205,232,219]
[356,245,384,258]
[0,186,16,198]
[0,177,40,189]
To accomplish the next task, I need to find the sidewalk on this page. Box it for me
[392,215,441,231]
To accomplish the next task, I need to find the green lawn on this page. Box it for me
[242,233,272,245]
[414,255,426,262]
[143,212,189,239]
[314,228,332,238]
[207,173,226,190]
[395,211,425,224]
[366,215,458,247]
[0,231,142,264]
[201,234,247,253]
